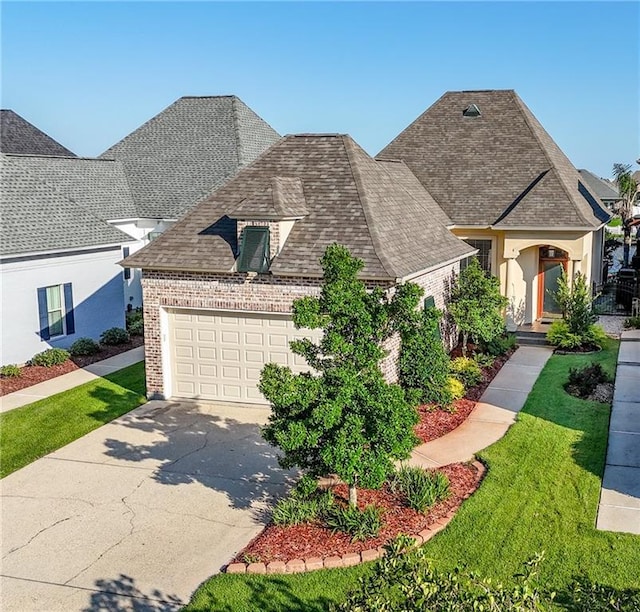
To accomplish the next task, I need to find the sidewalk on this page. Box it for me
[409,346,553,468]
[597,329,640,535]
[0,346,145,414]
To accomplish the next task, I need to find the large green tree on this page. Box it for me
[448,258,508,355]
[612,162,638,267]
[260,244,418,508]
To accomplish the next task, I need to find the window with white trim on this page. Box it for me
[37,283,75,340]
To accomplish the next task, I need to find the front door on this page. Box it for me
[538,247,569,320]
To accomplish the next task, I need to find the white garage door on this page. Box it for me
[168,309,320,404]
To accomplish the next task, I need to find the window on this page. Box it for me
[37,283,74,340]
[123,246,131,280]
[463,239,493,273]
[237,226,270,273]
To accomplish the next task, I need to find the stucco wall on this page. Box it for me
[1,248,126,365]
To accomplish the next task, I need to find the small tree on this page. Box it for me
[260,244,419,508]
[448,258,508,355]
[553,270,597,336]
[395,284,452,406]
[612,163,638,267]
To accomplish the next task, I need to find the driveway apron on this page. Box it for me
[1,400,290,611]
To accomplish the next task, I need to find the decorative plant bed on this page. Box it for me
[0,336,144,396]
[228,461,485,573]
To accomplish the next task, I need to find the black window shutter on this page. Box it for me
[63,283,75,335]
[37,287,50,340]
[238,227,270,273]
[423,295,441,340]
[123,246,131,280]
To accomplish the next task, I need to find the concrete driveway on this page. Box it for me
[1,400,290,611]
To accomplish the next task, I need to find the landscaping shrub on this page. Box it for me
[624,316,640,329]
[293,474,319,499]
[324,504,383,542]
[0,364,22,378]
[272,491,334,526]
[126,309,144,336]
[565,362,610,399]
[30,348,70,367]
[398,296,452,407]
[390,466,450,512]
[449,356,482,388]
[69,337,101,356]
[333,535,548,611]
[100,327,130,346]
[473,352,495,368]
[559,576,640,611]
[547,320,607,351]
[481,332,517,356]
[447,377,465,401]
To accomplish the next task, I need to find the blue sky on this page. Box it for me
[2,1,638,177]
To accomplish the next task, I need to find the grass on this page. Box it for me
[185,338,640,610]
[607,216,622,227]
[0,362,146,478]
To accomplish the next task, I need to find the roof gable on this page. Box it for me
[0,154,131,257]
[229,177,309,219]
[124,134,473,279]
[578,169,620,201]
[1,110,76,157]
[100,96,280,219]
[378,90,609,229]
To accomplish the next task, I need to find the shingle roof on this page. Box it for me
[0,154,132,257]
[378,90,610,229]
[100,96,281,219]
[124,134,474,279]
[1,110,76,157]
[578,170,620,202]
[229,177,309,219]
[4,155,137,221]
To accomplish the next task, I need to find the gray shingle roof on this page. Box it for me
[378,90,610,229]
[1,110,76,157]
[4,155,137,221]
[578,169,620,202]
[1,154,132,257]
[100,96,281,219]
[124,134,474,279]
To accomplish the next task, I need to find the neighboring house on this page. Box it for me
[378,90,611,328]
[123,134,475,403]
[578,169,621,212]
[1,109,76,156]
[0,154,134,366]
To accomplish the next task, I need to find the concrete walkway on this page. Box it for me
[0,346,145,413]
[410,346,553,468]
[597,329,640,535]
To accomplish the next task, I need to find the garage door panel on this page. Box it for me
[169,309,320,405]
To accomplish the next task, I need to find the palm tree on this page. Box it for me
[612,163,638,267]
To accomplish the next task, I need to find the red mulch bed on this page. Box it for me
[235,462,483,564]
[0,336,144,396]
[414,348,515,443]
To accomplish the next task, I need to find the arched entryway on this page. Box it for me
[537,245,569,320]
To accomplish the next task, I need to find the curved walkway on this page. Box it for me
[597,329,640,535]
[409,346,553,468]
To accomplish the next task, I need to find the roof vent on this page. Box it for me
[463,104,481,118]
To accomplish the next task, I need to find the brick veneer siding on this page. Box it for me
[142,262,459,399]
[237,220,281,261]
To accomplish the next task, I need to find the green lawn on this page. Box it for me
[607,217,622,227]
[185,339,640,610]
[0,362,146,478]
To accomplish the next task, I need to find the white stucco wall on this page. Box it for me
[1,247,126,366]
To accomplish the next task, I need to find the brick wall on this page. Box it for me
[236,220,280,261]
[142,262,458,399]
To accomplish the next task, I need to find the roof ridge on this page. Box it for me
[512,92,593,226]
[342,135,398,279]
[5,153,116,162]
[231,96,244,167]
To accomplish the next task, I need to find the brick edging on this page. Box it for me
[225,460,486,575]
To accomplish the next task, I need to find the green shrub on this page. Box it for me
[334,536,548,611]
[272,492,333,526]
[447,377,465,401]
[449,357,482,388]
[69,337,101,356]
[472,352,495,368]
[547,321,607,350]
[624,316,640,329]
[0,364,22,378]
[126,310,144,336]
[100,327,130,346]
[481,332,517,356]
[398,298,453,407]
[585,324,608,349]
[565,362,610,399]
[293,474,319,499]
[391,466,450,512]
[324,504,383,542]
[30,348,70,367]
[560,576,640,611]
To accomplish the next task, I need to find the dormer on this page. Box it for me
[229,177,309,273]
